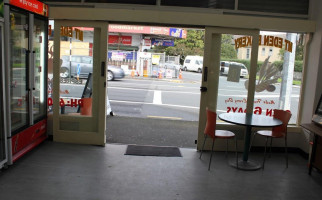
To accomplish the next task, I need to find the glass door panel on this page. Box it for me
[53,21,107,146]
[217,34,251,117]
[10,10,29,132]
[59,27,93,116]
[253,31,302,124]
[32,17,47,122]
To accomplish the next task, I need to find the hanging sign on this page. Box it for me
[9,0,48,17]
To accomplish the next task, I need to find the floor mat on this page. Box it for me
[125,145,182,157]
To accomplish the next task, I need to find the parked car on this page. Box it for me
[164,61,182,71]
[183,55,203,73]
[220,61,249,78]
[60,55,125,81]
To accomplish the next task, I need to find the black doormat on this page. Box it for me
[125,145,182,157]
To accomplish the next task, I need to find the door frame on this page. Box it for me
[53,20,107,146]
[197,27,259,150]
[0,20,8,168]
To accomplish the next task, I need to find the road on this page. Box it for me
[60,71,300,124]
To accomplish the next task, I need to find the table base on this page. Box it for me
[229,159,262,171]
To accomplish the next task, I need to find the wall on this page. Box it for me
[301,0,322,124]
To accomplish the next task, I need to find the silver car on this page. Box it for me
[60,55,125,81]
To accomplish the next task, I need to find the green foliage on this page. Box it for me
[279,44,304,61]
[272,60,303,72]
[162,29,205,64]
[221,35,237,59]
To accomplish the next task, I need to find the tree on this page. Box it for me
[158,31,237,63]
[220,34,237,59]
[162,29,205,64]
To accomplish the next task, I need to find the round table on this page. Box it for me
[218,113,282,170]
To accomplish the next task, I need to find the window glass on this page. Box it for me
[10,10,29,132]
[161,0,235,9]
[185,59,190,63]
[269,47,273,56]
[218,34,251,117]
[261,47,265,56]
[253,31,303,124]
[33,17,47,122]
[58,26,94,116]
[246,48,250,59]
[82,56,92,64]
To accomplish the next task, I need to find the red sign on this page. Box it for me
[143,39,151,46]
[108,35,132,45]
[10,0,48,17]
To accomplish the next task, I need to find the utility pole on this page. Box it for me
[279,33,297,110]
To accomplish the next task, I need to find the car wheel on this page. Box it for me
[60,68,69,78]
[107,70,114,81]
[198,68,202,73]
[184,67,187,71]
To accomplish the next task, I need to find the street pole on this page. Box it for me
[279,33,297,110]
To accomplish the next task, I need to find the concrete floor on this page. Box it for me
[0,140,321,200]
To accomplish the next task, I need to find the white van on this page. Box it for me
[183,55,203,73]
[220,61,249,78]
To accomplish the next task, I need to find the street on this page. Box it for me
[60,71,301,124]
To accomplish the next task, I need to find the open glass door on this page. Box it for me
[197,27,259,149]
[53,21,107,145]
[32,16,47,123]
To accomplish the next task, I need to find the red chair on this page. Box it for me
[199,108,238,170]
[250,109,292,169]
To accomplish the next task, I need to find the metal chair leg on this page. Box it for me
[199,134,207,159]
[269,138,273,158]
[263,137,269,169]
[249,132,256,153]
[226,139,228,158]
[285,136,288,168]
[235,137,238,169]
[208,139,215,171]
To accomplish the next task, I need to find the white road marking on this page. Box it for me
[153,90,162,104]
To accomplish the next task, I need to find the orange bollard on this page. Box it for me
[80,98,92,116]
[131,69,135,77]
[158,69,163,79]
[179,69,183,79]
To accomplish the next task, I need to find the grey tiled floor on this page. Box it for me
[0,140,321,200]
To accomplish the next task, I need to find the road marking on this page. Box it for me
[147,115,182,120]
[109,99,199,109]
[153,90,162,104]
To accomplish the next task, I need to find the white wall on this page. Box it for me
[301,0,322,124]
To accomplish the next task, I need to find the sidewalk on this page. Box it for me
[106,115,199,148]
